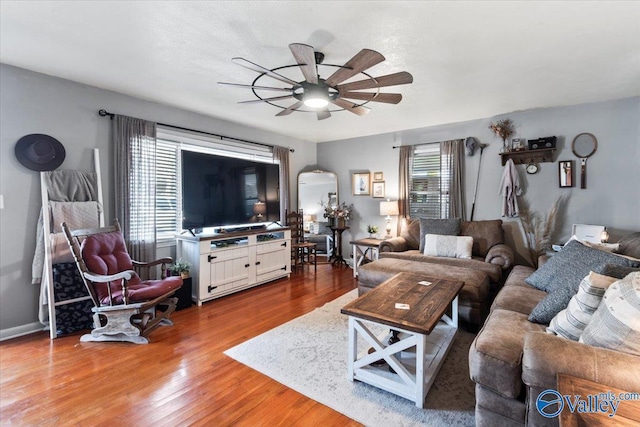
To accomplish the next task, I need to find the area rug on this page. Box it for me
[224,290,475,426]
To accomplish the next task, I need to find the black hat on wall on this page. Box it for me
[14,134,66,171]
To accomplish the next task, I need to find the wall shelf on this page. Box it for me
[499,148,556,166]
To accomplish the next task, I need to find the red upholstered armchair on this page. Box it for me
[62,219,182,344]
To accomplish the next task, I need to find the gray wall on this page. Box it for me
[0,64,316,336]
[318,97,640,263]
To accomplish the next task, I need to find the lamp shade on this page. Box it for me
[253,202,267,216]
[380,200,399,216]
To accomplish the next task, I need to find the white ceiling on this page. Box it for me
[1,1,639,143]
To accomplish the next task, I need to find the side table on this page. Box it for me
[350,238,383,277]
[329,226,349,266]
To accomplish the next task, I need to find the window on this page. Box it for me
[155,140,180,240]
[408,144,452,218]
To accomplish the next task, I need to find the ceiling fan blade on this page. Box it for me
[289,43,318,85]
[324,49,385,87]
[218,82,293,92]
[339,92,402,104]
[316,108,331,121]
[276,101,304,116]
[232,57,299,86]
[331,98,371,116]
[337,71,414,92]
[238,94,294,104]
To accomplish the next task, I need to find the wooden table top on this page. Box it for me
[349,238,383,247]
[341,272,464,334]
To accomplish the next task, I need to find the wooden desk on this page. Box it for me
[341,272,463,408]
[350,238,383,278]
[558,374,640,426]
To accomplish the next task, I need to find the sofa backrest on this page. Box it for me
[461,220,505,257]
[402,218,505,257]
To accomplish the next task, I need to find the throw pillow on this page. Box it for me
[418,218,461,253]
[579,272,640,356]
[599,263,640,280]
[616,232,640,259]
[423,234,473,259]
[547,272,618,340]
[525,240,640,293]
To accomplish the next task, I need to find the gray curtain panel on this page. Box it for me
[397,145,412,235]
[441,139,465,219]
[114,115,157,279]
[273,146,290,224]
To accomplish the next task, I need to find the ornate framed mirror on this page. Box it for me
[297,170,338,233]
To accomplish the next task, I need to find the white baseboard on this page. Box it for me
[0,322,43,341]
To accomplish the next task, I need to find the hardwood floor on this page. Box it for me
[0,263,362,426]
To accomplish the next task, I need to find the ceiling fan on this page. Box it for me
[218,43,413,120]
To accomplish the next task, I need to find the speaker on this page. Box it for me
[528,136,557,150]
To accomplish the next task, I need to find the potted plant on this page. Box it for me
[367,225,379,238]
[170,258,191,279]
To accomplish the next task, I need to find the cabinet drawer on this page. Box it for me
[208,246,250,261]
[256,240,288,254]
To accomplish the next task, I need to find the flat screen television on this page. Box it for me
[181,150,280,231]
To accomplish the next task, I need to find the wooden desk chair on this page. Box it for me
[285,209,317,271]
[62,219,183,344]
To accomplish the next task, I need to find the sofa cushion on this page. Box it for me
[460,220,504,258]
[418,217,461,252]
[469,308,546,398]
[580,272,640,356]
[491,281,546,315]
[547,272,618,340]
[379,251,502,283]
[424,234,472,259]
[525,240,640,293]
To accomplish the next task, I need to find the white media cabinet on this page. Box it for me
[176,227,291,305]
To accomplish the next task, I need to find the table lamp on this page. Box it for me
[380,200,399,239]
[253,201,266,220]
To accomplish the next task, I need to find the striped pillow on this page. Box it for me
[423,234,473,259]
[547,272,617,340]
[579,272,640,356]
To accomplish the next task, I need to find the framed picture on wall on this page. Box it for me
[372,181,385,198]
[559,160,574,188]
[352,172,370,195]
[373,171,384,181]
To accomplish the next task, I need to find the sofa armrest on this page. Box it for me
[485,243,514,269]
[379,237,409,253]
[522,331,640,392]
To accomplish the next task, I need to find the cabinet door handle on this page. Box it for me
[208,254,217,262]
[208,285,218,292]
[255,261,261,266]
[245,263,250,268]
[281,242,287,247]
[281,266,287,271]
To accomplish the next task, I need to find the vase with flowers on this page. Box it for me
[489,118,515,153]
[322,201,354,228]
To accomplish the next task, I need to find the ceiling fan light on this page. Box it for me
[303,97,329,108]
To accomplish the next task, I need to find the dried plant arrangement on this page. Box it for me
[489,118,515,152]
[518,196,566,267]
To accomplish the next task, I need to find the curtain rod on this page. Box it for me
[392,137,471,149]
[98,109,295,153]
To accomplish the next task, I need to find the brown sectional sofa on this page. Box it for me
[470,252,640,426]
[357,219,514,326]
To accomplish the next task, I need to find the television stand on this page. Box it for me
[176,226,292,305]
